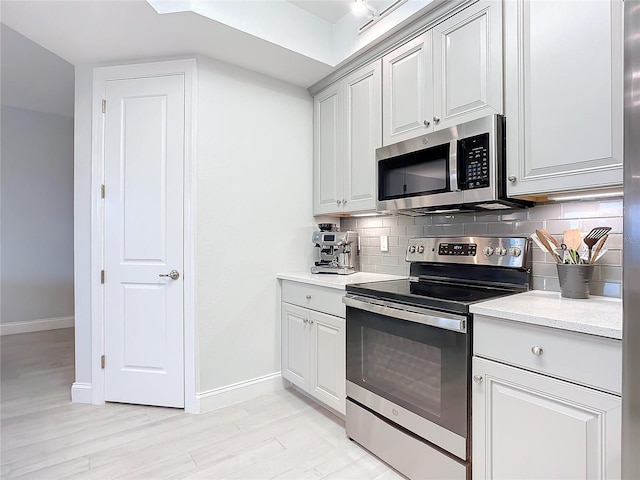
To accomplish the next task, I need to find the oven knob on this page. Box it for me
[417,245,425,254]
[509,246,522,257]
[483,246,494,256]
[409,245,416,254]
[496,247,507,256]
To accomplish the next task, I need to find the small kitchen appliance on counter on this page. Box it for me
[343,235,532,479]
[311,224,359,275]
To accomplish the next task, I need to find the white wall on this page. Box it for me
[0,106,74,325]
[72,56,316,404]
[73,65,93,385]
[0,24,75,333]
[195,56,316,394]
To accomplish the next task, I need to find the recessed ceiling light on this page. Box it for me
[352,0,377,18]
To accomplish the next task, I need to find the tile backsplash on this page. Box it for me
[340,199,623,298]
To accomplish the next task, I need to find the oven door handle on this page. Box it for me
[343,295,467,333]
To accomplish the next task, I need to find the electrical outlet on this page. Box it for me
[380,236,389,252]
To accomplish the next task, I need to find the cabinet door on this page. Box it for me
[313,84,344,214]
[343,60,382,213]
[504,0,623,197]
[432,0,502,129]
[281,303,310,390]
[473,357,621,480]
[309,310,346,415]
[382,32,433,146]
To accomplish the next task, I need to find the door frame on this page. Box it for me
[90,59,198,412]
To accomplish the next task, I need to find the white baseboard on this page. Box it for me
[71,382,93,403]
[195,372,286,414]
[0,316,74,336]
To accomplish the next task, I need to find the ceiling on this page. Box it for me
[0,0,427,89]
[288,0,353,23]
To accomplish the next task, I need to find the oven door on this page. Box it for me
[344,295,470,460]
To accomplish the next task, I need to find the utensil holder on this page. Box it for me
[556,264,594,299]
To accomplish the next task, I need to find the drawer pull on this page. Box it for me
[531,346,544,356]
[305,295,311,300]
[473,375,483,384]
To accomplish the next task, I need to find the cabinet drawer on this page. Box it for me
[281,281,345,318]
[474,315,622,395]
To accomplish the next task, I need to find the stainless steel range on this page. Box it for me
[343,236,531,480]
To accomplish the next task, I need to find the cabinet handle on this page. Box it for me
[309,319,314,325]
[336,200,341,206]
[305,295,311,300]
[303,318,308,324]
[531,346,544,356]
[473,375,483,384]
[342,199,347,205]
[423,120,431,127]
[508,175,517,182]
[433,116,440,124]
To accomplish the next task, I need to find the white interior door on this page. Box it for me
[103,74,185,408]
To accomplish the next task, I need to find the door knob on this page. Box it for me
[423,119,431,127]
[159,270,180,280]
[508,175,517,182]
[473,375,483,384]
[433,116,441,124]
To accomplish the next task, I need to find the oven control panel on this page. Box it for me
[438,243,477,256]
[406,236,530,268]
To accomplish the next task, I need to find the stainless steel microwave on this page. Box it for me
[376,115,531,213]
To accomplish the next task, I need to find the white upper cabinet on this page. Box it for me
[314,60,381,215]
[343,61,382,213]
[504,0,623,197]
[314,83,343,214]
[432,0,502,129]
[382,0,502,146]
[382,32,433,145]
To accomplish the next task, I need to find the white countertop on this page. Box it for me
[470,290,622,340]
[276,271,406,290]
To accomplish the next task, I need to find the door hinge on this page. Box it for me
[102,99,106,113]
[101,184,105,199]
[101,270,105,284]
[101,355,106,369]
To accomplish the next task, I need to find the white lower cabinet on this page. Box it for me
[281,296,346,415]
[473,358,621,480]
[473,316,622,480]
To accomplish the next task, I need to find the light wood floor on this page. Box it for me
[1,328,403,479]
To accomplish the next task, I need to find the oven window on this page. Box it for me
[346,306,469,437]
[378,143,450,200]
[363,329,442,417]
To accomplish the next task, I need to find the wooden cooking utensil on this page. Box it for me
[589,233,609,265]
[540,229,560,248]
[563,229,582,250]
[584,227,612,262]
[536,230,562,263]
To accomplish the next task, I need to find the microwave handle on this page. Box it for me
[449,139,461,192]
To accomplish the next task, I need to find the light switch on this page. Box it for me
[380,236,389,252]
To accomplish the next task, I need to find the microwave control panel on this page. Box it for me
[459,133,490,190]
